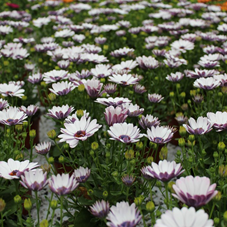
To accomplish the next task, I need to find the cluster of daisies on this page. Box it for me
[1,0,227,226]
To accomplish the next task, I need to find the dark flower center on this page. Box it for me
[153,137,163,143]
[6,91,13,95]
[9,170,19,176]
[7,119,14,123]
[119,135,131,143]
[74,130,86,138]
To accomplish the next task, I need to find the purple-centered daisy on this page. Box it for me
[139,115,160,129]
[49,173,79,195]
[58,115,102,148]
[83,78,103,98]
[35,142,51,155]
[43,69,68,84]
[106,201,142,227]
[141,160,184,182]
[183,116,213,135]
[172,176,218,208]
[90,200,110,218]
[148,93,164,103]
[74,167,90,183]
[107,122,143,144]
[49,81,76,96]
[20,169,48,191]
[207,111,227,132]
[0,83,25,98]
[95,97,131,107]
[154,207,214,227]
[47,105,74,120]
[20,105,39,117]
[145,126,174,144]
[0,98,9,110]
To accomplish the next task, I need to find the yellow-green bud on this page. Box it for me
[47,129,56,139]
[219,165,227,177]
[190,90,196,96]
[181,103,188,111]
[40,219,48,227]
[50,200,58,210]
[40,81,47,87]
[15,124,23,132]
[134,196,144,206]
[169,91,174,97]
[178,138,185,147]
[48,93,56,101]
[0,199,6,212]
[146,201,155,212]
[218,142,226,152]
[29,129,36,138]
[176,83,180,89]
[91,142,99,150]
[58,156,64,163]
[136,151,140,157]
[14,195,22,204]
[201,149,206,157]
[188,135,195,142]
[21,132,27,138]
[125,149,134,160]
[187,140,195,147]
[87,189,93,196]
[214,217,219,225]
[112,171,118,177]
[78,84,85,92]
[100,78,105,83]
[89,150,94,157]
[213,151,219,159]
[159,146,168,160]
[188,157,193,163]
[214,191,222,201]
[23,121,28,128]
[63,143,69,150]
[179,126,186,137]
[176,150,181,157]
[223,211,227,222]
[180,92,186,98]
[48,157,54,164]
[156,181,162,188]
[154,76,158,81]
[156,210,162,218]
[76,109,84,118]
[136,141,143,149]
[106,152,110,158]
[103,191,108,198]
[24,198,32,211]
[167,181,175,193]
[146,156,153,164]
[22,96,27,101]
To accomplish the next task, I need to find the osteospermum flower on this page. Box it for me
[0,107,27,126]
[148,93,164,103]
[121,103,144,117]
[108,123,143,144]
[20,105,39,117]
[172,176,218,207]
[35,142,51,155]
[106,201,142,227]
[109,74,139,86]
[0,83,25,98]
[95,97,131,107]
[20,169,48,191]
[0,98,9,110]
[27,73,43,84]
[141,160,184,182]
[43,70,68,84]
[139,115,160,129]
[90,200,110,218]
[166,72,184,82]
[49,81,76,96]
[47,105,74,120]
[183,116,213,135]
[104,106,128,126]
[83,78,103,98]
[193,77,220,90]
[74,167,90,183]
[207,111,227,132]
[49,173,79,195]
[58,115,102,148]
[145,126,174,144]
[171,39,195,53]
[154,207,214,227]
[0,158,39,180]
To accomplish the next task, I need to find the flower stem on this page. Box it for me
[35,191,40,226]
[60,196,63,226]
[165,183,169,209]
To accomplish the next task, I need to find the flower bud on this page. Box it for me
[176,150,181,157]
[223,211,227,222]
[188,135,195,142]
[134,196,144,206]
[23,121,28,128]
[0,199,6,212]
[167,181,175,193]
[29,129,36,138]
[48,157,54,164]
[146,201,155,212]
[50,200,58,210]
[156,181,162,188]
[218,142,226,152]
[178,138,185,147]
[159,146,168,160]
[100,78,105,83]
[40,219,48,227]
[15,125,23,132]
[156,210,162,218]
[106,152,110,159]
[188,157,193,163]
[89,150,94,157]
[176,83,180,89]
[214,191,222,201]
[41,163,51,173]
[24,198,32,211]
[201,149,206,157]
[112,171,118,178]
[58,156,64,163]
[180,92,186,98]
[213,151,219,159]
[169,92,174,98]
[125,149,134,160]
[146,156,153,164]
[21,132,27,138]
[181,103,188,111]
[103,191,108,198]
[91,142,99,150]
[14,195,22,204]
[76,110,84,118]
[136,141,143,149]
[190,90,196,96]
[179,126,186,137]
[214,217,219,225]
[47,129,56,140]
[78,84,85,92]
[48,93,56,101]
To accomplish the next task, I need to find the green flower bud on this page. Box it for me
[48,93,56,101]
[218,142,226,152]
[218,92,222,97]
[213,151,219,159]
[134,196,144,206]
[136,141,143,149]
[76,110,84,118]
[190,90,196,96]
[146,201,155,212]
[23,121,28,128]
[24,198,32,211]
[179,126,186,137]
[210,167,215,173]
[91,142,99,150]
[29,129,36,138]
[188,135,195,142]
[178,138,185,147]
[156,210,162,218]
[214,191,222,201]
[14,195,22,204]
[21,132,27,138]
[169,92,174,98]
[176,150,181,157]
[40,219,48,227]
[181,103,188,111]
[15,124,23,132]
[89,150,94,157]
[180,92,186,98]
[78,84,85,92]
[0,198,6,212]
[214,217,219,225]
[112,171,118,177]
[48,157,54,164]
[159,146,168,160]
[63,143,69,150]
[201,149,206,157]
[223,211,227,222]
[50,200,58,210]
[125,149,134,160]
[147,156,153,164]
[103,191,108,198]
[188,157,193,163]
[106,152,110,158]
[58,156,64,163]
[47,129,56,140]
[87,189,93,196]
[40,81,47,87]
[176,83,180,89]
[167,181,175,193]
[156,181,162,188]
[22,96,27,101]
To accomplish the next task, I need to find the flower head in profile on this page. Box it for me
[95,97,131,107]
[90,200,110,218]
[106,201,142,227]
[58,116,102,148]
[49,81,76,96]
[20,105,39,117]
[145,126,174,144]
[122,175,136,186]
[83,78,103,98]
[193,77,220,90]
[154,207,214,227]
[141,160,184,182]
[104,83,117,94]
[0,98,9,110]
[35,142,51,155]
[0,83,25,98]
[104,106,128,126]
[109,74,139,86]
[166,72,184,82]
[47,105,74,120]
[172,176,218,207]
[74,167,90,183]
[20,169,48,191]
[91,64,112,78]
[183,116,213,135]
[207,111,227,132]
[49,173,79,195]
[0,158,39,180]
[148,93,164,103]
[43,70,68,84]
[121,103,144,117]
[139,115,160,129]
[27,73,43,84]
[108,123,143,144]
[0,107,27,126]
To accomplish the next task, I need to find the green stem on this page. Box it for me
[50,208,56,227]
[45,192,54,220]
[35,191,40,226]
[60,196,63,226]
[209,203,215,219]
[1,212,3,227]
[165,183,169,209]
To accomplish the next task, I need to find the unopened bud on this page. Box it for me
[58,156,64,163]
[218,142,226,152]
[14,195,22,204]
[214,217,219,225]
[146,201,155,212]
[29,129,36,138]
[134,196,144,206]
[213,151,219,159]
[125,149,134,160]
[159,146,168,160]
[136,141,143,149]
[178,138,185,147]
[179,126,186,137]
[50,200,58,210]
[103,191,108,198]
[47,129,56,140]
[223,211,227,222]
[40,219,48,227]
[24,198,32,211]
[48,157,54,164]
[91,142,99,150]
[147,156,153,164]
[48,93,56,101]
[78,84,85,92]
[167,181,175,193]
[0,199,6,212]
